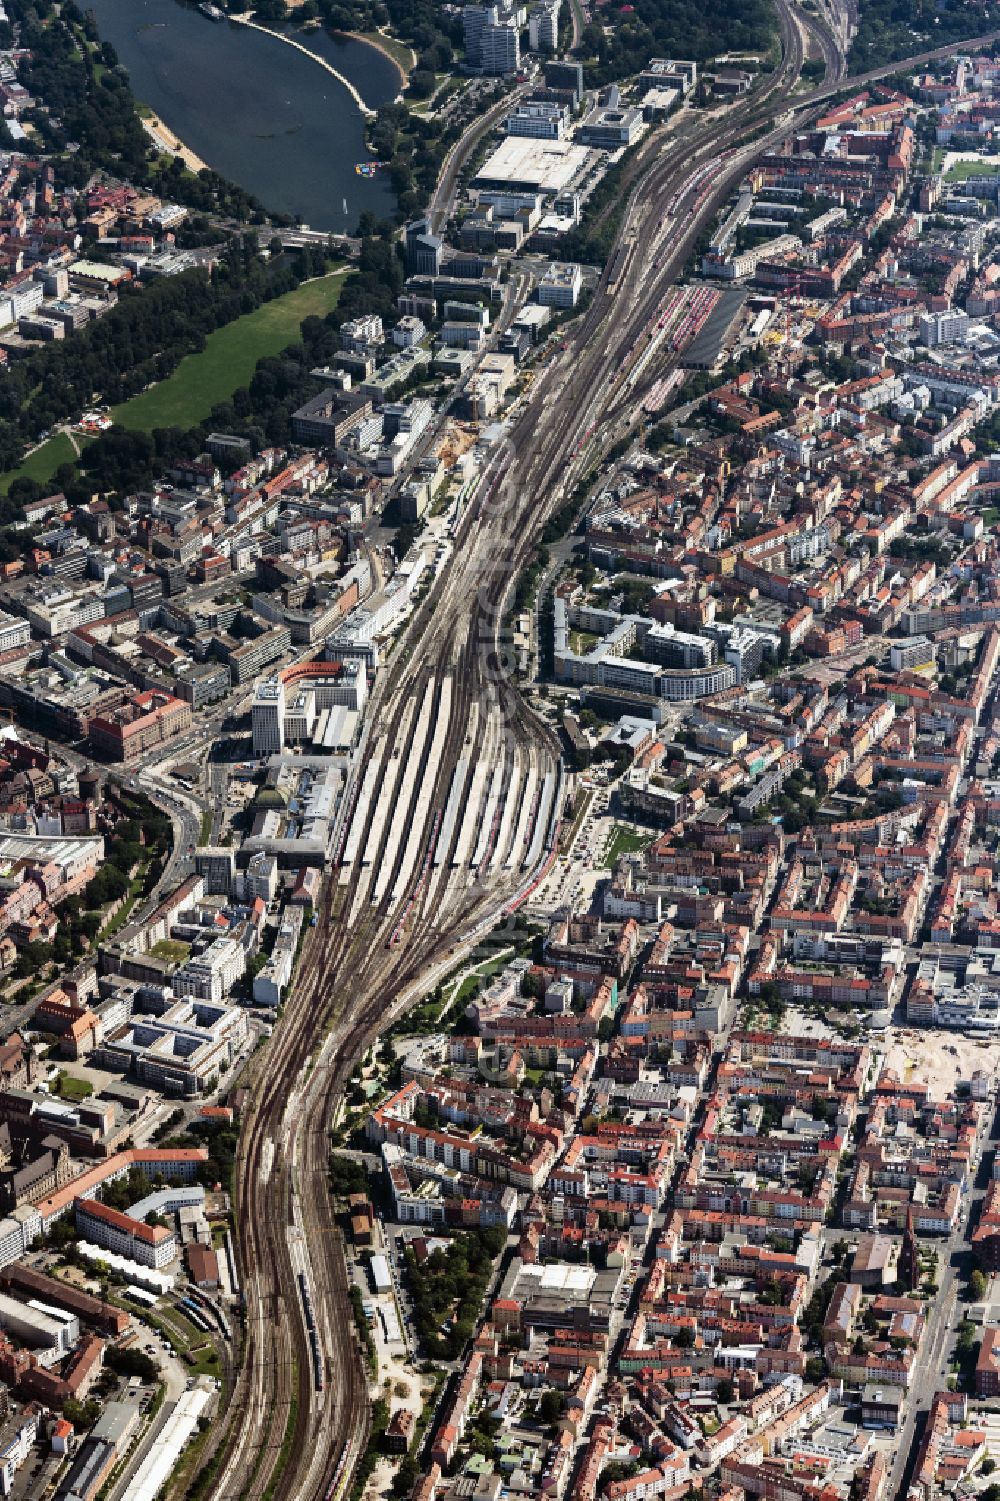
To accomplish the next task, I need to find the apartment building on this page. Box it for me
[171,936,246,1002]
[74,1198,176,1270]
[463,3,521,73]
[528,0,560,50]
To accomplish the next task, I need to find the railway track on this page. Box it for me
[205,543,562,1501]
[200,8,1000,1498]
[203,14,828,1491]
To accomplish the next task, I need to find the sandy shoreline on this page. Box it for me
[336,28,413,90]
[140,110,208,174]
[138,21,410,180]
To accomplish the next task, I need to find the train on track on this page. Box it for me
[606,227,637,297]
[299,1271,325,1393]
[177,1296,213,1334]
[184,1288,233,1341]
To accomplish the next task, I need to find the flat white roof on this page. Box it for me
[127,1387,212,1501]
[474,136,593,195]
[519,1262,596,1293]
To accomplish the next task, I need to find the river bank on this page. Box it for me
[83,0,398,228]
[138,107,208,173]
[335,28,415,89]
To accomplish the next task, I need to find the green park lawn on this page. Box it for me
[605,825,653,865]
[944,158,1000,182]
[54,1072,93,1102]
[0,270,347,495]
[111,269,348,433]
[0,431,85,496]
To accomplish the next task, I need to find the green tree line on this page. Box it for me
[0,236,335,491]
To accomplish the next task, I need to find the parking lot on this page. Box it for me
[536,776,654,912]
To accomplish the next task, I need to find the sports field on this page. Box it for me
[111,269,348,432]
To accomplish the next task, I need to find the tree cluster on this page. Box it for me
[367,104,449,221]
[106,1344,159,1381]
[312,0,460,77]
[16,0,150,182]
[83,831,141,907]
[101,1166,155,1211]
[403,1228,505,1360]
[849,0,994,72]
[330,1152,370,1198]
[577,0,776,83]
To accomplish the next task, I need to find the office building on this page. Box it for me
[643,622,716,669]
[405,219,444,275]
[506,99,568,139]
[89,690,192,765]
[638,58,697,95]
[252,676,285,757]
[92,996,248,1096]
[290,389,372,447]
[538,261,583,308]
[194,847,236,896]
[223,625,292,687]
[577,103,644,147]
[543,58,584,102]
[20,582,104,638]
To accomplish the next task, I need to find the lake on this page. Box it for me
[85,0,399,229]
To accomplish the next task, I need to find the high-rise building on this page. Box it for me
[918,307,970,348]
[463,4,520,74]
[481,18,520,74]
[528,0,559,52]
[405,218,444,275]
[462,3,489,64]
[252,676,285,757]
